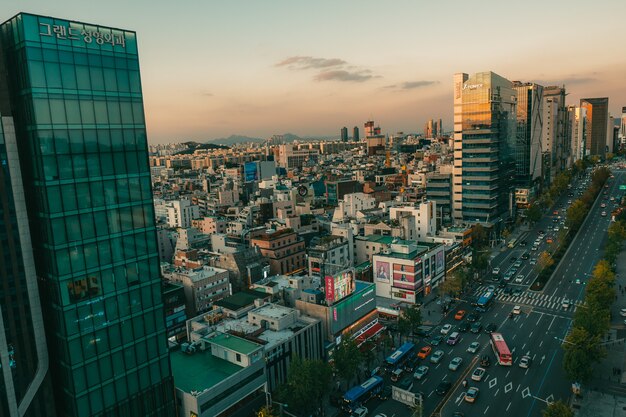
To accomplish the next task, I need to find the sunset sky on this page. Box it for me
[7,0,626,144]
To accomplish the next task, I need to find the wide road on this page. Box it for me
[358,166,624,417]
[440,168,624,417]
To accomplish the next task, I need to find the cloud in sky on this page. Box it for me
[275,56,347,69]
[314,70,376,82]
[384,80,440,90]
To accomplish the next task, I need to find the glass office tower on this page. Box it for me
[0,13,174,416]
[453,71,517,225]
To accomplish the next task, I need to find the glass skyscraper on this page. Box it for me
[0,13,174,416]
[453,71,517,226]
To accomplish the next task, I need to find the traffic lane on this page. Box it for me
[442,309,572,417]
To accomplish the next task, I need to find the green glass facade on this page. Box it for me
[0,13,174,416]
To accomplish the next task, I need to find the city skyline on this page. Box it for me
[5,0,626,144]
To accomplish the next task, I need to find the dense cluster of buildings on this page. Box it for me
[1,11,625,417]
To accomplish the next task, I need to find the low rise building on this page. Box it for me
[250,229,306,275]
[372,240,446,302]
[163,265,231,317]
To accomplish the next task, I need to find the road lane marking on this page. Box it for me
[522,387,531,398]
[517,384,521,392]
[506,402,512,411]
[522,343,526,350]
[484,406,490,414]
[428,390,434,397]
[506,370,510,378]
[529,331,533,337]
[489,377,498,388]
[547,315,557,331]
[504,382,513,393]
[495,388,500,396]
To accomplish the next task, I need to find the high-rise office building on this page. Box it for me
[452,71,517,226]
[512,82,543,206]
[542,86,568,183]
[620,107,626,146]
[0,115,55,415]
[340,126,348,142]
[353,126,360,142]
[567,106,587,164]
[0,13,174,417]
[580,97,609,158]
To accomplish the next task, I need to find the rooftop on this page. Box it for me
[214,290,270,311]
[170,349,242,393]
[209,333,262,356]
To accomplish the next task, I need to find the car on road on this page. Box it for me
[458,321,470,332]
[470,322,483,333]
[417,346,432,359]
[498,279,507,288]
[515,274,525,284]
[352,406,368,417]
[435,381,452,395]
[554,227,560,232]
[519,240,527,246]
[429,335,444,346]
[480,355,491,367]
[601,211,607,216]
[430,350,445,364]
[620,308,626,317]
[464,387,480,403]
[413,365,429,380]
[467,342,480,354]
[513,260,522,268]
[512,288,522,296]
[398,376,413,391]
[601,203,606,208]
[503,287,513,295]
[519,355,532,369]
[513,305,521,315]
[503,271,514,281]
[531,246,539,251]
[377,385,392,400]
[487,285,496,293]
[471,367,486,381]
[390,368,403,382]
[467,312,479,322]
[449,357,463,371]
[562,299,570,309]
[510,256,517,262]
[521,252,529,260]
[454,310,466,320]
[441,324,453,335]
[404,358,418,372]
[492,267,501,275]
[530,258,537,264]
[447,332,461,346]
[485,323,497,333]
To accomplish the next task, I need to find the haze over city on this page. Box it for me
[7,0,626,144]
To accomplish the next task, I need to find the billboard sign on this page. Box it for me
[325,269,356,304]
[375,261,390,282]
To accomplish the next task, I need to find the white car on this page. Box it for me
[554,227,559,232]
[529,258,537,264]
[471,367,486,381]
[620,308,626,317]
[515,274,524,284]
[449,357,463,371]
[513,305,521,315]
[441,324,453,335]
[413,365,429,380]
[430,350,445,364]
[562,299,570,309]
[467,342,480,353]
[601,211,607,217]
[353,406,368,417]
[492,267,501,275]
[519,356,532,369]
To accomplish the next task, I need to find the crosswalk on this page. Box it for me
[474,285,583,312]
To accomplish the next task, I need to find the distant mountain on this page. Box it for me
[205,135,264,145]
[203,133,339,146]
[174,141,230,155]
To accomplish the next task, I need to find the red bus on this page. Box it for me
[490,333,512,366]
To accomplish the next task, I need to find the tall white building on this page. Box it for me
[389,201,437,241]
[332,192,377,222]
[167,199,201,228]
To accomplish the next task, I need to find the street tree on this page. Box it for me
[256,406,278,417]
[536,251,554,272]
[585,275,615,309]
[592,260,615,282]
[471,224,488,249]
[562,327,604,383]
[526,204,542,223]
[566,200,588,231]
[278,356,333,415]
[403,304,423,337]
[439,272,463,298]
[542,400,574,417]
[332,338,362,388]
[573,302,610,338]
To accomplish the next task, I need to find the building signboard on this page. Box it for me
[325,269,356,304]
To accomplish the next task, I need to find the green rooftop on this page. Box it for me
[170,349,242,393]
[210,333,262,356]
[214,290,270,311]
